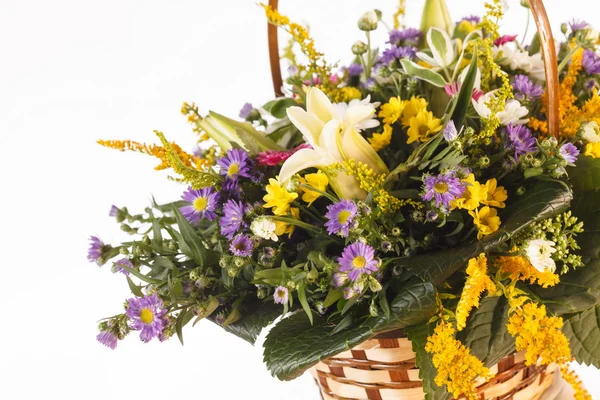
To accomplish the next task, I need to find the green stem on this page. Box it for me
[298,184,338,203]
[558,44,582,74]
[520,11,530,47]
[366,31,372,79]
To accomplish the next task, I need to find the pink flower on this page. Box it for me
[472,89,484,102]
[444,82,460,97]
[494,34,518,47]
[256,143,312,167]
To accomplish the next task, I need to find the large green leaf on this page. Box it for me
[263,282,437,380]
[263,98,298,119]
[451,49,477,130]
[171,206,207,266]
[209,111,283,154]
[222,302,282,345]
[405,323,451,400]
[568,153,600,193]
[563,305,600,368]
[397,182,573,285]
[401,59,447,87]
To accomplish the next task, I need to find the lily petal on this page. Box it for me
[343,104,376,130]
[327,171,367,200]
[341,127,389,174]
[306,87,335,123]
[287,106,324,147]
[278,148,332,183]
[319,120,344,162]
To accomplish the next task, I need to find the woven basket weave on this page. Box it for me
[307,336,556,400]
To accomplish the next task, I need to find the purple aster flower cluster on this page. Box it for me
[379,45,417,65]
[114,258,133,276]
[505,124,537,159]
[180,186,220,224]
[388,28,421,46]
[221,199,249,239]
[443,120,458,141]
[569,19,589,33]
[88,236,105,265]
[421,172,467,209]
[460,15,481,25]
[512,75,544,102]
[217,148,252,180]
[125,293,167,343]
[338,242,379,281]
[230,234,254,257]
[273,286,289,304]
[109,205,119,217]
[239,103,254,119]
[559,143,580,164]
[347,63,363,77]
[96,330,118,350]
[582,50,600,75]
[324,200,358,237]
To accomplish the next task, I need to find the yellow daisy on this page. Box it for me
[401,96,429,126]
[451,174,487,211]
[263,178,298,216]
[378,96,406,124]
[469,206,501,240]
[299,171,329,206]
[406,110,443,144]
[482,178,508,208]
[369,124,393,151]
[585,142,600,158]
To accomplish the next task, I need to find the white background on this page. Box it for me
[1,0,599,399]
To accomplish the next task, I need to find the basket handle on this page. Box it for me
[267,0,559,138]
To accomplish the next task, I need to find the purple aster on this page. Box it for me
[347,63,364,77]
[426,211,439,222]
[109,205,119,217]
[125,293,167,343]
[96,330,118,350]
[379,45,417,65]
[388,28,421,45]
[273,286,289,304]
[506,124,537,159]
[338,243,379,281]
[324,200,359,237]
[586,79,598,92]
[363,77,377,90]
[443,120,458,141]
[333,273,347,288]
[583,50,600,75]
[114,258,133,276]
[421,172,467,208]
[217,148,251,180]
[343,287,356,300]
[214,313,226,325]
[221,199,249,239]
[460,15,481,25]
[88,236,105,265]
[239,103,254,119]
[221,177,242,201]
[559,143,580,164]
[569,19,589,33]
[512,74,544,102]
[230,234,254,257]
[179,186,220,224]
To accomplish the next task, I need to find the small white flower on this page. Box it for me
[526,239,557,273]
[250,217,278,242]
[472,93,529,125]
[580,121,600,143]
[358,10,378,31]
[494,44,545,82]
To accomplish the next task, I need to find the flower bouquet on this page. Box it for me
[90,0,600,398]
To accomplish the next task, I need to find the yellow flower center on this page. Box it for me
[227,163,240,177]
[419,125,430,138]
[434,181,449,194]
[193,197,208,211]
[352,256,367,269]
[139,308,154,324]
[337,210,351,224]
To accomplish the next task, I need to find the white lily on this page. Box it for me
[416,28,457,70]
[280,87,389,199]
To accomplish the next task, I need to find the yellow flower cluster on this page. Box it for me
[456,254,496,331]
[299,171,329,206]
[97,139,201,171]
[369,124,393,151]
[451,175,507,239]
[425,321,493,400]
[495,255,559,288]
[327,86,362,103]
[560,366,592,400]
[585,142,600,158]
[392,0,406,29]
[274,207,300,237]
[181,102,210,141]
[378,96,442,144]
[263,178,298,216]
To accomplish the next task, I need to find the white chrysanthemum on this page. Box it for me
[526,239,557,273]
[332,95,381,131]
[581,121,600,143]
[472,93,529,125]
[494,44,545,81]
[250,217,278,242]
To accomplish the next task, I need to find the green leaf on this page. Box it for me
[562,305,600,368]
[569,155,600,194]
[297,284,313,325]
[221,302,282,344]
[126,276,144,297]
[209,111,283,154]
[405,323,451,400]
[528,33,540,55]
[398,181,572,285]
[175,309,194,345]
[263,98,298,119]
[263,281,437,380]
[401,59,447,87]
[171,206,207,266]
[451,48,478,130]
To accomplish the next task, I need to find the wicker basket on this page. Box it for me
[265,0,563,398]
[308,336,556,400]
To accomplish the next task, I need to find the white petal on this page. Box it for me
[343,104,376,129]
[319,120,344,162]
[416,52,440,68]
[278,148,332,182]
[306,87,335,123]
[286,106,324,147]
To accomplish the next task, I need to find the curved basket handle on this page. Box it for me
[267,0,559,138]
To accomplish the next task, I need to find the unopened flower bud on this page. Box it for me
[119,247,130,255]
[227,266,240,277]
[233,257,245,268]
[285,175,300,192]
[168,240,178,250]
[257,286,268,299]
[352,40,368,55]
[580,121,600,143]
[561,23,568,35]
[142,235,151,245]
[520,0,530,8]
[358,10,378,31]
[517,186,526,196]
[391,227,402,237]
[478,155,490,168]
